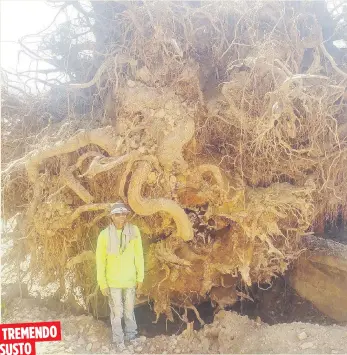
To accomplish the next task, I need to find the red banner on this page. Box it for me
[0,321,61,355]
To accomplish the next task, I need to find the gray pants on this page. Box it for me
[108,288,137,343]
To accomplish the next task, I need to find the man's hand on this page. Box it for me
[101,287,110,297]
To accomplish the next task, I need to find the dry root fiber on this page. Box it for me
[2,0,347,319]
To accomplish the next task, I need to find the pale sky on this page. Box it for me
[1,1,66,71]
[1,1,77,93]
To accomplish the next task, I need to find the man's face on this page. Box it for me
[111,214,127,227]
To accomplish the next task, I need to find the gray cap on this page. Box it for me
[110,201,131,215]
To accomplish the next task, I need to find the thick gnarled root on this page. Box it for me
[25,127,122,182]
[128,161,194,241]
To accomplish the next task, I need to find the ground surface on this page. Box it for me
[3,297,347,354]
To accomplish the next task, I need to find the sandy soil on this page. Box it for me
[3,297,347,354]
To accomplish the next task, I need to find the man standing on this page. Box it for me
[96,201,144,349]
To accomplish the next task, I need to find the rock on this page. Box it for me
[289,237,347,322]
[77,337,85,345]
[174,349,181,353]
[298,332,308,340]
[86,343,93,351]
[255,316,262,325]
[135,346,143,352]
[149,345,155,352]
[102,346,109,352]
[300,342,315,350]
[138,336,146,343]
[331,350,339,354]
[92,342,101,351]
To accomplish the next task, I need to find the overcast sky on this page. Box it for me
[1,1,64,72]
[0,1,81,93]
[1,1,345,89]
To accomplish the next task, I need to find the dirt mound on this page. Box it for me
[4,298,347,354]
[191,311,347,354]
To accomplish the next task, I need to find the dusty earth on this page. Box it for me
[3,296,347,354]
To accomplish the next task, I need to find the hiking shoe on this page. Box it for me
[125,334,137,341]
[112,341,126,352]
[124,337,136,346]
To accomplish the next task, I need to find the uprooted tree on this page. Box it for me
[2,0,347,320]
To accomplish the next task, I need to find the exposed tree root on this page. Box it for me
[80,152,137,179]
[128,161,194,241]
[62,166,94,203]
[25,127,122,182]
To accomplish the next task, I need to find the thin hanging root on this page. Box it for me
[238,264,251,286]
[68,56,114,89]
[25,127,122,182]
[190,304,205,325]
[67,203,111,226]
[2,155,27,177]
[171,303,205,325]
[157,264,171,290]
[170,306,189,323]
[119,154,161,201]
[320,43,347,80]
[66,250,95,268]
[258,234,284,257]
[236,291,254,302]
[80,152,138,179]
[128,161,194,241]
[184,307,188,323]
[119,159,135,202]
[62,166,94,203]
[76,151,103,170]
[26,181,42,223]
[86,285,99,307]
[86,211,109,229]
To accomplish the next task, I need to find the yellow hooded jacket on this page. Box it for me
[96,225,144,290]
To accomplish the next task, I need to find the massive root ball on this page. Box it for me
[2,0,347,320]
